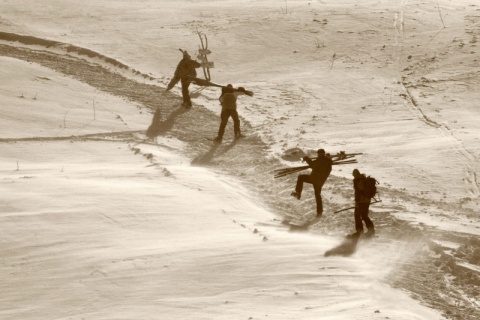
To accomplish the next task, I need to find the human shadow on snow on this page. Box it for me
[146,106,189,139]
[191,139,239,165]
[324,237,359,257]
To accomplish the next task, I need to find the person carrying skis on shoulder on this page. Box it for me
[213,84,248,143]
[346,168,375,239]
[166,49,201,108]
[291,149,332,217]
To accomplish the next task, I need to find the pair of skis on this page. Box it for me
[273,152,362,179]
[187,76,254,97]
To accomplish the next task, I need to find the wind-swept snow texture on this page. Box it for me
[0,1,479,319]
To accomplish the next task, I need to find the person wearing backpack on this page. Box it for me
[290,149,333,217]
[347,168,375,239]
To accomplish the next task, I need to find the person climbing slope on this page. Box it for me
[346,168,376,239]
[213,84,249,143]
[291,149,332,217]
[166,49,201,108]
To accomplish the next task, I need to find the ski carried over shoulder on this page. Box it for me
[187,76,223,88]
[187,76,254,96]
[329,151,363,161]
[274,151,362,179]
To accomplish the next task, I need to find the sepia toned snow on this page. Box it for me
[0,1,478,319]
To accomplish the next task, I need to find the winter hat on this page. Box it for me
[222,85,234,94]
[180,49,190,58]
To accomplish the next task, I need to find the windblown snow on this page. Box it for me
[0,1,479,319]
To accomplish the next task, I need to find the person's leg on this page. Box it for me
[181,79,192,107]
[166,75,180,91]
[354,203,364,232]
[216,111,230,140]
[346,203,366,238]
[292,174,311,199]
[231,110,241,136]
[361,203,375,236]
[313,183,323,216]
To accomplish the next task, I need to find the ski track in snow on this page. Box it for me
[400,83,480,197]
[389,0,480,200]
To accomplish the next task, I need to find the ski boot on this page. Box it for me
[346,230,364,239]
[290,192,301,200]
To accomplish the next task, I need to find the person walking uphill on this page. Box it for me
[347,169,375,239]
[291,149,332,217]
[213,84,248,143]
[166,49,201,108]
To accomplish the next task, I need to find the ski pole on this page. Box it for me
[333,199,382,214]
[333,206,355,214]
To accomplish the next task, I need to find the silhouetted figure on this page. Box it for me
[346,169,375,239]
[324,236,359,257]
[213,84,248,143]
[291,149,332,216]
[166,49,201,108]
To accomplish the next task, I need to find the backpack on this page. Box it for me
[363,176,378,199]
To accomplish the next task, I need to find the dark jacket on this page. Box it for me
[219,91,245,111]
[304,155,332,186]
[354,174,371,204]
[174,56,201,79]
